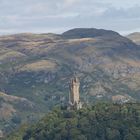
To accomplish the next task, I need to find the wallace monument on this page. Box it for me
[68,76,82,110]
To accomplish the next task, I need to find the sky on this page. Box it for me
[0,0,140,35]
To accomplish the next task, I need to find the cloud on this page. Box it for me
[103,6,140,19]
[63,0,80,6]
[0,0,140,34]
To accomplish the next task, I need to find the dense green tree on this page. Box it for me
[6,103,140,140]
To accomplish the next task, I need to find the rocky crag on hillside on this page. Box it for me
[0,28,140,136]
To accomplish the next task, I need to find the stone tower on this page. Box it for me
[69,76,82,109]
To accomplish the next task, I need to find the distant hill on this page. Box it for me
[126,32,140,45]
[62,28,120,39]
[0,28,140,136]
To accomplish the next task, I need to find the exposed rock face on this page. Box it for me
[0,103,16,120]
[104,64,140,79]
[89,82,106,97]
[112,95,134,104]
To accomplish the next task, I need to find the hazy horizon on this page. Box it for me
[0,0,140,35]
